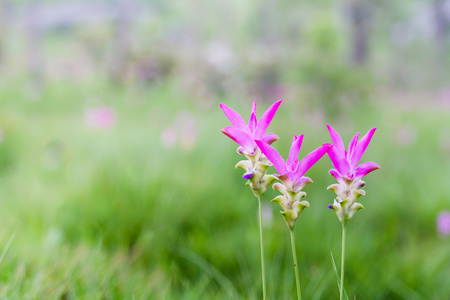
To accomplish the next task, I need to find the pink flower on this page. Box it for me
[326,124,380,183]
[161,126,178,148]
[437,211,450,236]
[256,135,332,191]
[220,100,282,155]
[84,107,116,129]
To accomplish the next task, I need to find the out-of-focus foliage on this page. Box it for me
[286,13,373,121]
[0,0,450,299]
[1,78,450,298]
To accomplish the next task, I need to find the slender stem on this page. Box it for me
[289,228,302,300]
[258,195,267,300]
[340,223,347,300]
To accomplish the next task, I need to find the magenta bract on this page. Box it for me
[220,100,282,155]
[256,135,331,191]
[326,124,380,183]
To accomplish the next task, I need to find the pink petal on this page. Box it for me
[254,100,282,139]
[276,173,295,188]
[248,102,257,133]
[354,161,380,180]
[286,135,304,172]
[350,128,376,168]
[327,145,351,178]
[327,124,346,156]
[293,176,313,190]
[221,126,257,153]
[255,139,287,174]
[219,103,249,132]
[347,132,359,160]
[329,169,344,184]
[261,132,279,145]
[295,143,332,179]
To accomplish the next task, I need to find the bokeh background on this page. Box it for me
[1,0,450,299]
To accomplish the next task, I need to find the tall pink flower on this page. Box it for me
[256,136,332,229]
[220,100,282,155]
[220,101,283,299]
[326,124,380,224]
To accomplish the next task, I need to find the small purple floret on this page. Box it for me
[327,204,333,209]
[243,172,254,180]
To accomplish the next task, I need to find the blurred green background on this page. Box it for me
[1,0,450,299]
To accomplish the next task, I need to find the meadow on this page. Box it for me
[1,1,450,298]
[0,75,449,299]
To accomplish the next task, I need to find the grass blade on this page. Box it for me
[179,248,239,299]
[330,251,350,300]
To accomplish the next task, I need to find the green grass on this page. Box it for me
[0,77,449,299]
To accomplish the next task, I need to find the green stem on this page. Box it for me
[258,195,267,300]
[340,223,347,300]
[290,228,302,300]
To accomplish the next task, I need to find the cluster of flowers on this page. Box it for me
[220,99,380,299]
[221,100,380,227]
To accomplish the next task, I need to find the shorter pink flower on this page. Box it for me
[256,135,332,191]
[84,107,116,129]
[326,124,380,183]
[256,136,331,228]
[220,100,282,155]
[437,211,450,236]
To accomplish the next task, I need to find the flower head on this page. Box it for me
[256,136,332,192]
[256,136,331,229]
[220,100,282,155]
[327,124,380,183]
[326,124,380,224]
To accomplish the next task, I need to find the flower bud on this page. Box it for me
[235,148,277,197]
[271,180,310,229]
[327,175,369,224]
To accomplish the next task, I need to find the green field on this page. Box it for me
[0,76,449,299]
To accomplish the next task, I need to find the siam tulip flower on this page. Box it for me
[219,99,283,300]
[220,100,282,197]
[326,124,381,300]
[257,136,331,300]
[220,100,282,156]
[256,136,332,229]
[326,124,381,224]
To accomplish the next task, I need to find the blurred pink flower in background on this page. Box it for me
[84,107,116,129]
[161,126,178,149]
[395,124,417,146]
[160,111,199,150]
[174,111,198,151]
[437,211,450,236]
